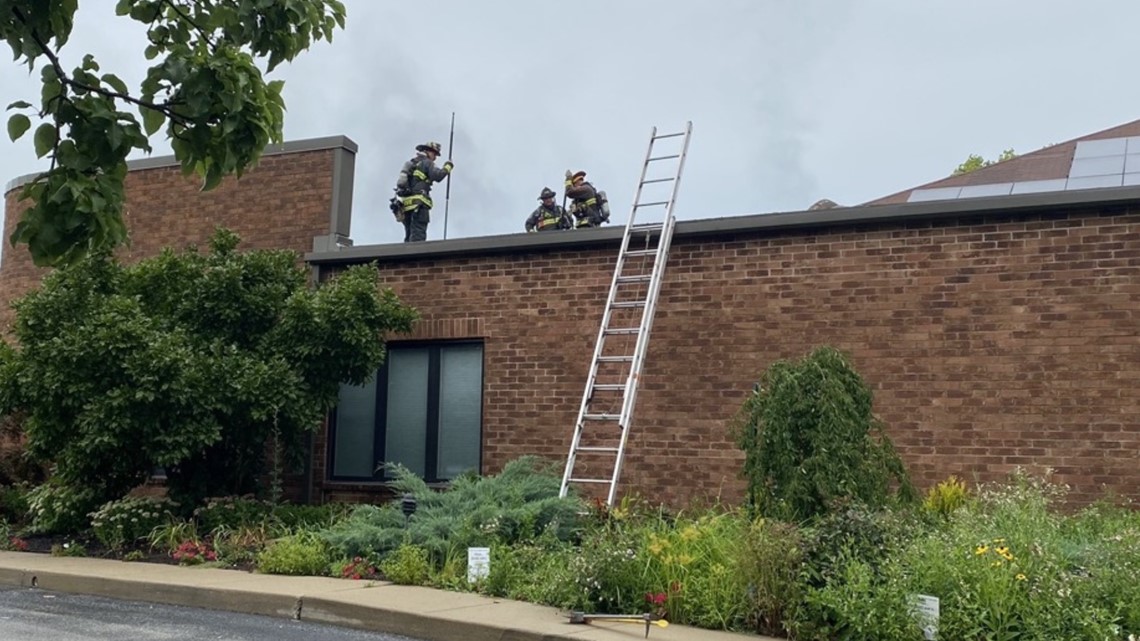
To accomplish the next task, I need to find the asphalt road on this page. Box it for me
[0,587,421,641]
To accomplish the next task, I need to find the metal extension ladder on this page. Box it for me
[559,122,694,506]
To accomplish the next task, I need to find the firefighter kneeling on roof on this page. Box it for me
[390,141,454,242]
[564,170,610,228]
[525,187,572,232]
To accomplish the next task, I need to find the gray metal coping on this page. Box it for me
[3,135,359,195]
[306,183,1140,266]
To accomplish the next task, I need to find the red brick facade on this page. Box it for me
[2,140,352,332]
[311,203,1140,508]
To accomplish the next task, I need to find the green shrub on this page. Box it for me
[732,346,915,521]
[639,510,751,629]
[0,483,30,525]
[271,502,351,531]
[25,480,99,535]
[318,457,584,563]
[256,531,331,576]
[922,475,969,519]
[88,495,177,551]
[380,544,431,585]
[798,472,1140,641]
[146,518,201,554]
[482,541,581,607]
[739,519,804,637]
[193,495,273,533]
[212,523,280,567]
[796,553,921,641]
[800,500,921,588]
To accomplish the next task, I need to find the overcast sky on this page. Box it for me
[3,1,1140,246]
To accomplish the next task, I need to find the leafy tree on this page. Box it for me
[952,148,1017,175]
[2,0,347,267]
[731,346,915,522]
[0,228,417,531]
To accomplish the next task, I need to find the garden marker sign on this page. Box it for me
[467,547,490,583]
[911,594,940,640]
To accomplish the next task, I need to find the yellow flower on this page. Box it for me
[975,545,989,555]
[991,560,1003,567]
[677,554,694,566]
[1016,573,1027,581]
[992,538,1006,544]
[680,526,700,542]
[648,541,664,556]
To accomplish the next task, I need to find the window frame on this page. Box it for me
[327,339,484,484]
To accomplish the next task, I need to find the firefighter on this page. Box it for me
[525,187,571,232]
[393,141,454,242]
[564,170,609,229]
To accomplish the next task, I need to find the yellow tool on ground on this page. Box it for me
[567,611,669,638]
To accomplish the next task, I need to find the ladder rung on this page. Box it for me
[569,478,609,484]
[625,249,657,257]
[653,132,685,140]
[593,384,625,391]
[632,223,664,232]
[598,355,634,362]
[648,154,680,161]
[603,328,639,335]
[617,274,652,283]
[583,413,621,421]
[641,177,676,184]
[575,446,620,453]
[635,201,669,208]
[611,300,646,309]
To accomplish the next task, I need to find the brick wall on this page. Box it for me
[314,205,1140,507]
[1,148,339,332]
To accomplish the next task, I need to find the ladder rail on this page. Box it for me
[608,121,691,505]
[559,126,660,496]
[560,122,692,505]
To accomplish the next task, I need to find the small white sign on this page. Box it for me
[911,594,939,640]
[467,547,490,583]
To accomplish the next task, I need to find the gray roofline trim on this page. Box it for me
[306,184,1140,266]
[4,135,359,195]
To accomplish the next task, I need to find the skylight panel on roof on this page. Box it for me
[1074,137,1127,158]
[958,183,1014,198]
[1065,174,1124,190]
[1010,179,1068,194]
[1069,155,1125,178]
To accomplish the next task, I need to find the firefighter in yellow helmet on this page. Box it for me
[392,141,454,242]
[525,187,571,232]
[564,170,610,229]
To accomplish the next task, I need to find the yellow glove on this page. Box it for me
[443,161,454,173]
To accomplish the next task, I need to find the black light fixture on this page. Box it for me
[400,493,417,527]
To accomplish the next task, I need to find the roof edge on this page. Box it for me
[4,135,358,195]
[306,184,1140,265]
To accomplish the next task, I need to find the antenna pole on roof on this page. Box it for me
[443,111,455,240]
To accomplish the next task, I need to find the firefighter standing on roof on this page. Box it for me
[564,170,607,228]
[525,187,571,232]
[393,141,454,242]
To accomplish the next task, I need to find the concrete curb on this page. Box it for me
[0,552,771,641]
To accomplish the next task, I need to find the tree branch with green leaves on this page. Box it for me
[2,0,347,267]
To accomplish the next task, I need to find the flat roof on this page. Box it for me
[307,183,1140,265]
[4,135,358,195]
